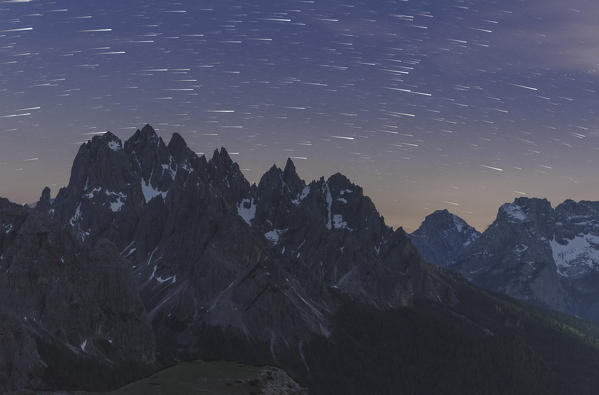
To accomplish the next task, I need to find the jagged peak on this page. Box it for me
[419,209,452,224]
[35,187,52,212]
[327,173,362,196]
[282,157,306,187]
[168,132,187,150]
[168,132,194,164]
[423,209,462,223]
[497,197,553,224]
[87,130,121,148]
[555,198,599,209]
[258,164,283,187]
[327,172,351,185]
[512,196,552,207]
[500,197,553,214]
[72,131,124,166]
[267,163,282,174]
[99,130,119,140]
[40,186,51,202]
[388,227,411,247]
[431,209,451,216]
[205,147,252,197]
[394,226,408,237]
[124,124,170,158]
[417,209,477,235]
[283,158,296,176]
[555,199,599,217]
[125,124,160,148]
[211,147,233,167]
[140,124,157,138]
[257,161,307,197]
[310,176,327,191]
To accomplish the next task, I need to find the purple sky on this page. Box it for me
[2,0,599,231]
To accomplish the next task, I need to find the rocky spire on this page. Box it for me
[210,147,233,169]
[124,125,161,161]
[35,186,52,213]
[207,147,251,204]
[124,124,173,191]
[283,158,296,178]
[167,132,193,165]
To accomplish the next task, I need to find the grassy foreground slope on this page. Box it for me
[79,361,305,395]
[302,273,599,395]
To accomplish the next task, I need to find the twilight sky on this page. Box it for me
[2,0,599,232]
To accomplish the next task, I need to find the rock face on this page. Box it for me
[412,198,599,324]
[456,198,566,310]
[0,198,156,393]
[409,209,480,267]
[249,162,440,309]
[45,125,454,367]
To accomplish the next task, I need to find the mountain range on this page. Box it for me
[410,198,599,325]
[3,125,599,394]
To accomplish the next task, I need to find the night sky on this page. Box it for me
[2,0,599,232]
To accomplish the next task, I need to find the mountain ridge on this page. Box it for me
[2,123,597,394]
[412,197,599,325]
[42,125,449,367]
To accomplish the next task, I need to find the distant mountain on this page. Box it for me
[11,124,599,394]
[455,198,599,323]
[0,197,156,393]
[410,209,480,267]
[412,198,599,325]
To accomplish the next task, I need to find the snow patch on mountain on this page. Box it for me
[161,157,177,180]
[69,203,82,227]
[550,233,599,277]
[180,161,193,174]
[324,183,333,230]
[333,214,351,230]
[108,140,121,151]
[105,190,127,212]
[452,215,465,232]
[141,178,167,203]
[265,229,286,245]
[501,203,528,222]
[84,187,102,199]
[237,198,256,226]
[515,244,529,254]
[463,236,477,247]
[2,223,13,234]
[292,186,311,205]
[156,273,177,284]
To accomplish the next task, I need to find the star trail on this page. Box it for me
[2,0,599,231]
